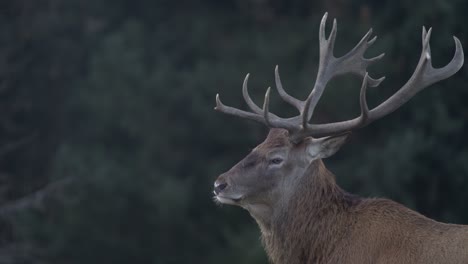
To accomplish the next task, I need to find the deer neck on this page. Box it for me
[257,159,361,264]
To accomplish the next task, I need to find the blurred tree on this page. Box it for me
[0,0,88,260]
[0,0,466,263]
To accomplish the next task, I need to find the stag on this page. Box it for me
[213,13,467,264]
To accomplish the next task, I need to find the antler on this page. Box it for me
[215,13,464,143]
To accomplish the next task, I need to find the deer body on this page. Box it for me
[213,13,466,264]
[260,153,468,264]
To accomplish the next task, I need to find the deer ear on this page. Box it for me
[306,133,350,160]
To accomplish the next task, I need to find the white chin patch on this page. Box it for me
[216,196,240,205]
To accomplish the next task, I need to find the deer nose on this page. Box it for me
[214,180,228,195]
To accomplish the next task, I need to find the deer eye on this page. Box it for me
[269,158,283,165]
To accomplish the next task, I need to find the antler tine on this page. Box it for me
[319,12,328,44]
[262,87,273,127]
[359,72,370,122]
[215,94,266,124]
[242,73,263,114]
[328,18,338,51]
[275,65,303,112]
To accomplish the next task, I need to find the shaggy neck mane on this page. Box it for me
[261,159,361,264]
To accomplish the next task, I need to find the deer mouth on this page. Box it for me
[214,194,243,205]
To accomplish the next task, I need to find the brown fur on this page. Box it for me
[262,159,468,264]
[215,129,468,264]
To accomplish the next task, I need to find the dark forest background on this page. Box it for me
[0,0,467,263]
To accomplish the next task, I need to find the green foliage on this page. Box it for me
[2,0,468,263]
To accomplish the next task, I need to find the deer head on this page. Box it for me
[213,128,349,221]
[213,13,463,224]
